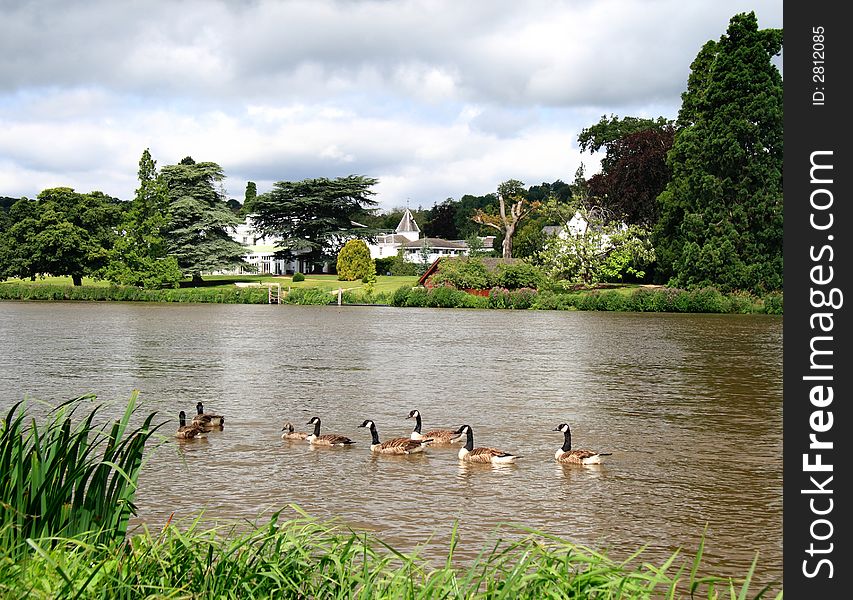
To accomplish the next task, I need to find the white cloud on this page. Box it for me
[0,0,782,210]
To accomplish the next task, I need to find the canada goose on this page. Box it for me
[176,411,206,440]
[281,421,308,441]
[553,423,611,465]
[453,424,519,464]
[305,416,356,446]
[193,401,224,429]
[406,409,462,444]
[359,419,432,454]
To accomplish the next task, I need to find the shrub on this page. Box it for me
[509,287,538,309]
[688,287,730,313]
[762,292,784,315]
[292,272,305,282]
[374,257,395,276]
[337,240,375,281]
[404,287,430,307]
[427,286,466,308]
[488,287,512,309]
[495,262,544,290]
[391,285,413,307]
[428,258,492,289]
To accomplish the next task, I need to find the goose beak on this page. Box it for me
[552,426,562,431]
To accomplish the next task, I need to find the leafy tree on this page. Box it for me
[336,239,375,281]
[578,114,672,155]
[160,159,249,284]
[538,206,655,286]
[3,188,121,285]
[422,198,459,239]
[101,149,183,288]
[250,175,379,271]
[472,179,541,259]
[585,126,675,226]
[654,12,783,293]
[455,193,497,239]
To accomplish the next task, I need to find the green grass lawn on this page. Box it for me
[1,274,419,295]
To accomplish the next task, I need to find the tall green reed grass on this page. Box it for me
[0,391,163,558]
[0,507,782,599]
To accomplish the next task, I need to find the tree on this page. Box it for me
[585,126,675,226]
[250,175,379,271]
[336,239,375,281]
[538,206,655,286]
[422,198,459,239]
[101,149,182,288]
[160,159,249,283]
[578,114,672,155]
[472,179,541,259]
[3,188,121,285]
[653,12,783,293]
[241,181,258,215]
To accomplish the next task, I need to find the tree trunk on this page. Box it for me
[72,274,83,286]
[191,273,204,285]
[502,223,516,259]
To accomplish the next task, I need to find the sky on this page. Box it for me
[0,0,782,213]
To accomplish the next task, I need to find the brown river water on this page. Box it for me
[0,301,783,590]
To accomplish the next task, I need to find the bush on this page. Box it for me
[428,258,492,290]
[495,262,544,290]
[374,257,395,276]
[292,272,305,282]
[488,287,512,309]
[688,287,730,313]
[404,287,430,307]
[509,287,538,309]
[762,292,784,314]
[427,286,466,308]
[391,285,413,307]
[337,240,375,281]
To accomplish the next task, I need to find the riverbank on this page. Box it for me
[0,276,783,314]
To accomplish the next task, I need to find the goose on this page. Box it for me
[193,401,224,429]
[305,416,356,446]
[176,410,207,440]
[358,419,432,454]
[281,421,308,441]
[406,409,462,444]
[453,424,519,464]
[553,423,611,465]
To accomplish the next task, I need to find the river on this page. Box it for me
[0,301,783,590]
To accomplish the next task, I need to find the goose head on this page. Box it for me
[406,410,420,420]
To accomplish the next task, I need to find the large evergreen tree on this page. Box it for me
[653,12,783,293]
[160,158,249,283]
[101,149,183,288]
[250,175,379,270]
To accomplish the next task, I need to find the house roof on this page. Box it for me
[417,256,521,286]
[396,208,421,234]
[402,237,465,249]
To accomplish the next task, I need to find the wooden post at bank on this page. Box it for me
[338,288,342,306]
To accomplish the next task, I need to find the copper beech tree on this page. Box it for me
[471,179,540,259]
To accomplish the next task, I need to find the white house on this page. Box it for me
[228,207,495,274]
[543,210,627,247]
[230,218,312,275]
[365,208,421,259]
